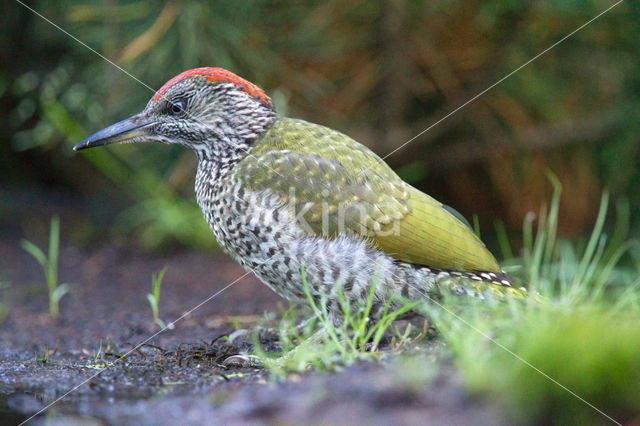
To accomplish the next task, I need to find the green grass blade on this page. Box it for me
[20,240,47,267]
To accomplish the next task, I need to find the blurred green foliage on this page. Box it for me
[1,0,639,249]
[434,184,640,424]
[508,314,640,424]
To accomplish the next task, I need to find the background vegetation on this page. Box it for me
[2,0,639,252]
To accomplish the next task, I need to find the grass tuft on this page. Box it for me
[147,266,168,329]
[256,264,423,376]
[432,181,640,425]
[21,216,70,318]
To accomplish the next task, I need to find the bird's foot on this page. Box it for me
[222,326,280,369]
[222,329,328,371]
[221,353,291,371]
[222,354,264,368]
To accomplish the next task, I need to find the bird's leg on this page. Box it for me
[226,325,279,344]
[227,312,316,344]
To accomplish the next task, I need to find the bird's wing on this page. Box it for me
[237,118,500,272]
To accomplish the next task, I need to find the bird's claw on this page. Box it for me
[222,354,264,368]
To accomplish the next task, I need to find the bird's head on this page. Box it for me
[74,67,278,160]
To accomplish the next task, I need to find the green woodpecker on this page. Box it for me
[75,67,523,321]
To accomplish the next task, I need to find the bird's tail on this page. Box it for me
[401,263,529,300]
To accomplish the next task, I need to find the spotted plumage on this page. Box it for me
[74,67,526,322]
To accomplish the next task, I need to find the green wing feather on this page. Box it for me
[237,118,500,273]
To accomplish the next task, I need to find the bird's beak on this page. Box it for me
[73,115,155,151]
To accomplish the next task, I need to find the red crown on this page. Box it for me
[152,67,271,105]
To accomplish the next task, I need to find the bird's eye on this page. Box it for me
[168,99,187,117]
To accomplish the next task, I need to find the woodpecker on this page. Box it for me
[75,67,524,320]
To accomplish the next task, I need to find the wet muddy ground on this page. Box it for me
[0,231,505,425]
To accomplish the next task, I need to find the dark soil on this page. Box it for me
[0,231,505,425]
